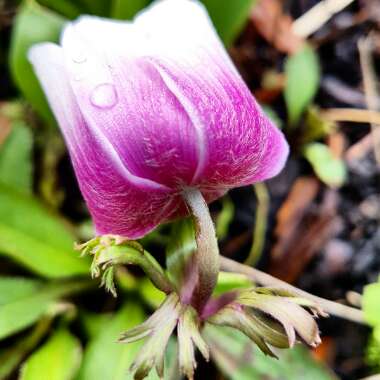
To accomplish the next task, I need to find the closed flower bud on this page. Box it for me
[28,0,288,239]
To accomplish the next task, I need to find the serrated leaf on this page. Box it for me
[201,0,256,46]
[0,121,33,193]
[0,279,91,340]
[9,0,65,124]
[303,143,346,188]
[0,184,90,277]
[284,45,320,125]
[363,280,380,327]
[20,329,82,380]
[110,0,149,19]
[205,325,336,380]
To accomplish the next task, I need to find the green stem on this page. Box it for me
[245,183,270,266]
[111,246,173,294]
[182,188,220,311]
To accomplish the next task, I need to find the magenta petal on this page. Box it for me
[28,43,175,238]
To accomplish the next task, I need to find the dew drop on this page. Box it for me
[72,50,87,64]
[90,83,118,109]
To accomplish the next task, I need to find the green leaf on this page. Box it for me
[303,143,347,188]
[216,196,234,240]
[213,272,251,296]
[0,184,90,277]
[37,0,83,19]
[110,0,149,19]
[0,279,91,340]
[9,0,65,124]
[166,218,196,292]
[138,277,166,309]
[284,45,320,125]
[20,329,82,380]
[205,325,337,380]
[201,0,255,46]
[0,277,42,306]
[363,280,380,327]
[77,303,154,380]
[0,121,33,193]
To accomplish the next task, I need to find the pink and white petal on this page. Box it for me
[60,21,201,189]
[28,43,175,238]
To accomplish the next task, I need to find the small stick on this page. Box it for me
[321,108,380,125]
[220,256,366,325]
[358,35,380,165]
[292,0,356,38]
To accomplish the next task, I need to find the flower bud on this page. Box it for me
[28,0,288,239]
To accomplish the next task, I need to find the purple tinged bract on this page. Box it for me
[28,0,289,239]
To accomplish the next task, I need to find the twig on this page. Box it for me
[220,256,366,325]
[292,0,356,38]
[358,35,380,165]
[245,183,270,266]
[321,108,380,125]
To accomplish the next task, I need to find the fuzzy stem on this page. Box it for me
[220,256,365,325]
[182,188,220,311]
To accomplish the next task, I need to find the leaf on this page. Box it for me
[110,0,149,19]
[201,0,256,46]
[20,329,82,380]
[0,121,33,194]
[363,279,380,327]
[0,277,42,306]
[77,302,158,380]
[204,325,337,380]
[303,143,347,188]
[216,196,234,240]
[37,0,83,18]
[213,272,251,296]
[0,279,91,340]
[284,45,320,125]
[138,277,166,309]
[0,184,90,277]
[166,218,196,292]
[9,0,65,124]
[0,317,52,379]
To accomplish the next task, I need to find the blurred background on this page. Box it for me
[0,0,380,379]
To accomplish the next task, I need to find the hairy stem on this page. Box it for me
[220,256,365,324]
[182,188,220,311]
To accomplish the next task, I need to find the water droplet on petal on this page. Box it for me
[90,83,118,109]
[72,50,87,64]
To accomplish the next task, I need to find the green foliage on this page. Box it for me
[216,196,234,240]
[77,303,156,380]
[284,45,320,126]
[111,0,150,19]
[37,0,82,18]
[303,143,347,188]
[166,218,196,291]
[363,278,380,327]
[205,325,337,380]
[20,329,82,380]
[9,0,65,124]
[0,121,33,193]
[201,0,255,46]
[363,279,380,370]
[0,278,91,340]
[0,184,90,277]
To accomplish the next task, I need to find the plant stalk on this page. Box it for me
[182,188,220,311]
[220,256,365,324]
